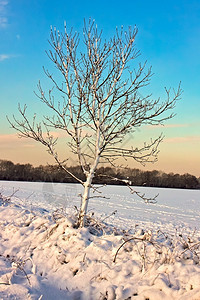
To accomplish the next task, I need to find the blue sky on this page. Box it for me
[0,0,200,176]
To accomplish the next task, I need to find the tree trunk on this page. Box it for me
[79,173,94,227]
[79,152,100,227]
[79,122,101,227]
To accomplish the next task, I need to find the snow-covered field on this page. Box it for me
[0,181,200,299]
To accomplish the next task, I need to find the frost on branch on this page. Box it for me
[8,19,182,226]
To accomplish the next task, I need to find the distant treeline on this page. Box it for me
[0,159,199,189]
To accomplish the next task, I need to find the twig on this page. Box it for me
[113,236,145,263]
[101,210,117,222]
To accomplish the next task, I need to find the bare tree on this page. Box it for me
[8,20,182,227]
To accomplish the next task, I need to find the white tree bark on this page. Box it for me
[79,123,101,227]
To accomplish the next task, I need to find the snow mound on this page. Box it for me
[0,194,200,299]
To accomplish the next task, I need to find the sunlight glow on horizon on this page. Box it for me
[0,130,199,177]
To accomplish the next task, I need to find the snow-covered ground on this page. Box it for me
[0,181,200,299]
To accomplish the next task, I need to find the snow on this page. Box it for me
[0,181,200,299]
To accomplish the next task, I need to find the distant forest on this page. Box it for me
[0,159,199,189]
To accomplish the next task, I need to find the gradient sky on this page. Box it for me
[0,0,200,176]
